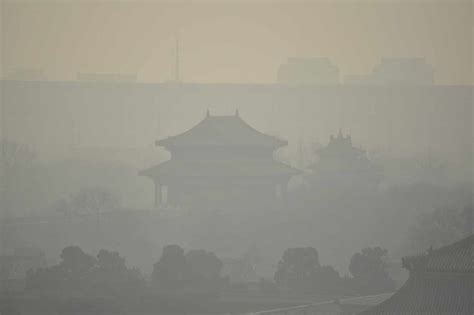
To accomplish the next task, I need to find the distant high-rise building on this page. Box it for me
[345,58,434,85]
[4,68,46,81]
[277,57,340,85]
[343,74,374,86]
[372,58,434,85]
[76,72,137,83]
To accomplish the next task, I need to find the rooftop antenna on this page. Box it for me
[156,106,161,140]
[175,33,180,82]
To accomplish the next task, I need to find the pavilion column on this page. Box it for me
[282,182,288,206]
[276,181,288,207]
[154,181,161,207]
[167,184,180,206]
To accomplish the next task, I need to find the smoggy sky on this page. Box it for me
[1,0,473,84]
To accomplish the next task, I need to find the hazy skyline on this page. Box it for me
[1,3,473,315]
[1,0,473,84]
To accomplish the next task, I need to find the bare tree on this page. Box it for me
[68,186,119,250]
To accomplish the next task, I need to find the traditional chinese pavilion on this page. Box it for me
[140,110,299,207]
[360,234,473,315]
[307,130,381,191]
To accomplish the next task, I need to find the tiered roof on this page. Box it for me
[156,111,287,149]
[141,111,298,180]
[359,235,474,315]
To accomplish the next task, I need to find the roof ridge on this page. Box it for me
[156,114,287,148]
[234,114,287,145]
[207,115,232,144]
[155,116,207,146]
[402,234,473,274]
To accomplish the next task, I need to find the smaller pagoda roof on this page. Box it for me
[139,158,300,179]
[156,111,287,149]
[316,129,365,156]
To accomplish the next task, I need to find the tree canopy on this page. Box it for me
[274,247,322,293]
[152,245,189,290]
[349,247,396,294]
[152,245,224,294]
[26,246,143,295]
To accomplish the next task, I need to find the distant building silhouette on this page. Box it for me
[345,58,434,85]
[307,130,381,191]
[140,110,299,208]
[360,235,473,315]
[277,57,340,85]
[4,68,46,81]
[76,72,137,82]
[343,74,374,86]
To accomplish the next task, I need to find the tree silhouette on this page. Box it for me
[91,249,144,294]
[349,247,396,294]
[274,247,320,293]
[97,249,127,272]
[186,249,223,280]
[152,245,189,290]
[59,245,96,276]
[186,249,223,292]
[26,245,96,291]
[26,246,143,294]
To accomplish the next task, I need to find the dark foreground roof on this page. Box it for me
[359,273,473,315]
[425,234,473,272]
[359,235,474,315]
[156,113,287,149]
[139,158,299,179]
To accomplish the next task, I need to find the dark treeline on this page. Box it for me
[275,247,395,296]
[25,243,395,298]
[25,246,144,296]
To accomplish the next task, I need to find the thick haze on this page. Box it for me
[1,1,473,84]
[0,3,473,313]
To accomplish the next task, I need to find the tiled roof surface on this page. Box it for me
[359,273,473,315]
[359,235,474,315]
[156,115,287,148]
[426,235,473,272]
